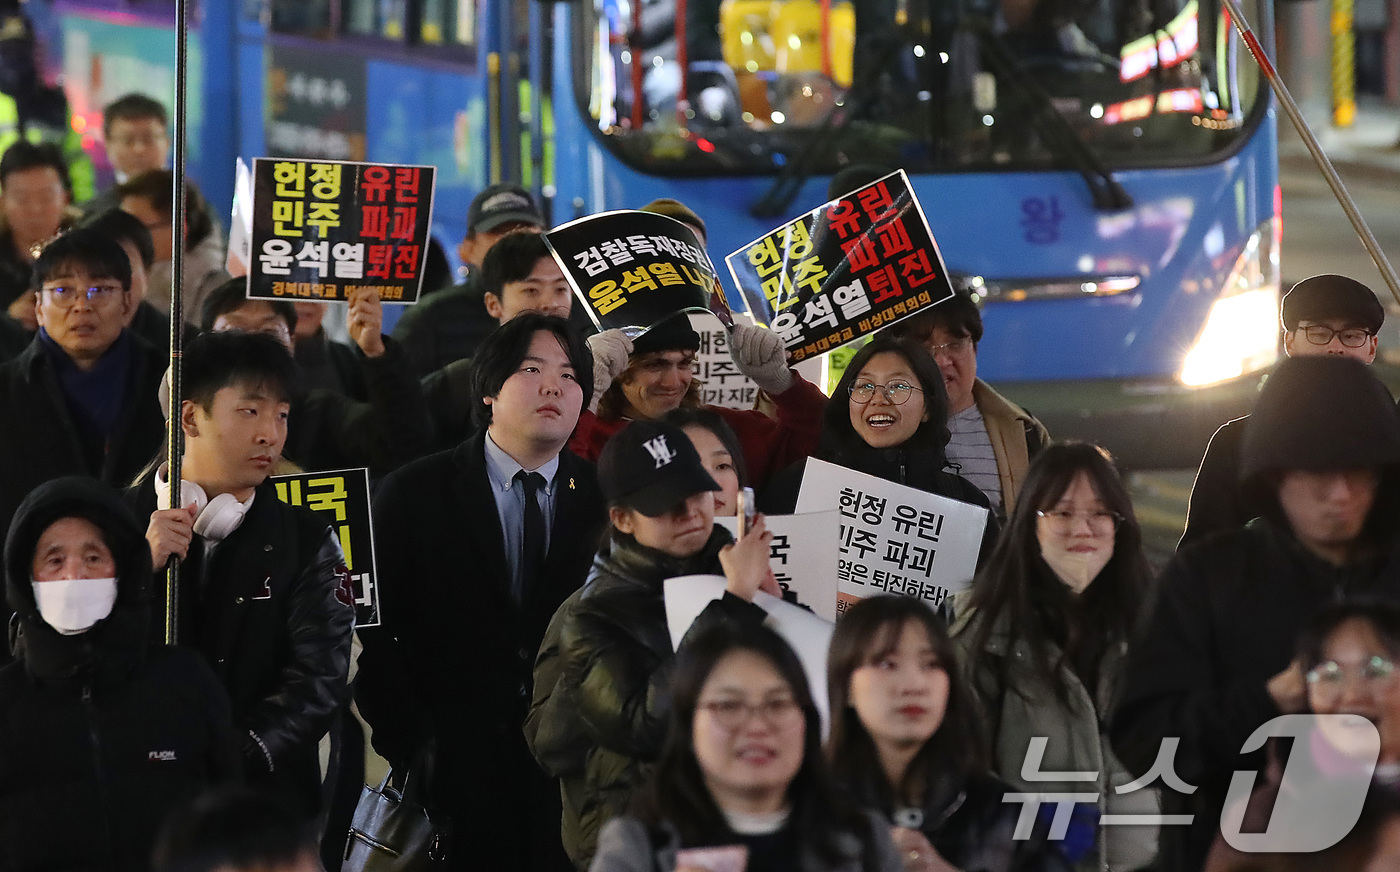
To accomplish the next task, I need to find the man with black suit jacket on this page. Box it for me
[355,312,606,872]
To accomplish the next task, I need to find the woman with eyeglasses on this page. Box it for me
[949,442,1156,871]
[827,595,1070,872]
[1203,599,1400,871]
[589,620,904,872]
[761,336,994,554]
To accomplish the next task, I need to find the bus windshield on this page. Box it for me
[575,0,1265,175]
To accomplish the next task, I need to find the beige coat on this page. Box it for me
[972,379,1050,515]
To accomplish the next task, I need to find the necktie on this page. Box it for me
[515,470,547,599]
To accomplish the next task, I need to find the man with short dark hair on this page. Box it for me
[119,169,228,322]
[82,93,170,218]
[78,206,194,351]
[422,231,578,444]
[0,141,78,332]
[1181,274,1386,547]
[886,292,1049,520]
[392,183,547,375]
[200,280,432,478]
[0,227,165,562]
[1111,354,1400,872]
[357,312,605,872]
[134,330,355,815]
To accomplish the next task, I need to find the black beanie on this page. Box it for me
[632,312,700,357]
[1240,356,1400,482]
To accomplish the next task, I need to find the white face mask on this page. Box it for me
[31,577,118,636]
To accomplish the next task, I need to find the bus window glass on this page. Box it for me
[270,0,331,33]
[421,0,476,46]
[577,0,1268,175]
[345,0,408,39]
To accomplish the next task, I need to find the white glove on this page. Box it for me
[586,328,634,413]
[728,323,793,395]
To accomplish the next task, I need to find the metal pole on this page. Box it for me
[1219,0,1400,304]
[165,0,191,645]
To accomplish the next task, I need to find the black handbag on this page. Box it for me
[343,757,451,872]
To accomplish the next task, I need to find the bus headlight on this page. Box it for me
[1179,218,1280,387]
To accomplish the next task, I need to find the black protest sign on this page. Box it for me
[271,468,380,628]
[726,170,954,362]
[249,157,436,304]
[545,210,723,331]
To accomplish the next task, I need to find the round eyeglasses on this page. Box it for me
[1035,509,1124,533]
[848,380,922,405]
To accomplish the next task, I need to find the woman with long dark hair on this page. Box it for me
[590,621,903,872]
[828,595,1067,872]
[950,442,1155,871]
[761,335,993,555]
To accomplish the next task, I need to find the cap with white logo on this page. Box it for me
[598,420,720,517]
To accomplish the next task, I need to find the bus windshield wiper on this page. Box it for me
[964,16,1133,211]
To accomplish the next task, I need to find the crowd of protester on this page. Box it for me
[3,90,1400,872]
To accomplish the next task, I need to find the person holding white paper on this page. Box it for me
[950,443,1156,872]
[761,334,996,564]
[526,419,780,869]
[589,620,904,872]
[827,595,1069,872]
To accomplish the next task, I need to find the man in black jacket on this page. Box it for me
[355,313,607,872]
[1111,355,1400,872]
[0,227,164,635]
[1180,274,1384,548]
[201,279,433,479]
[136,331,356,815]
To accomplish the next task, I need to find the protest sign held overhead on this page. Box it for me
[249,157,436,304]
[545,210,730,332]
[717,512,840,621]
[271,468,381,628]
[726,170,955,362]
[794,459,987,616]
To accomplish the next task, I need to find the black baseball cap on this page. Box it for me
[1280,274,1385,333]
[599,420,720,517]
[467,183,545,235]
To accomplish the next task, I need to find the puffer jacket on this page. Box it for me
[0,477,239,871]
[525,526,768,869]
[952,602,1158,872]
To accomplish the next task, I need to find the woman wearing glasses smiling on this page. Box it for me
[950,442,1157,871]
[1203,599,1400,871]
[761,336,994,556]
[589,621,904,872]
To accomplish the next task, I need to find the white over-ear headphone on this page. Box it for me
[155,473,252,542]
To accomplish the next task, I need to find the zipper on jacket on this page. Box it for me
[83,684,120,871]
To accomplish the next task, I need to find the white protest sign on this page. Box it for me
[688,311,832,409]
[716,512,840,622]
[794,458,988,615]
[225,157,254,277]
[663,574,835,734]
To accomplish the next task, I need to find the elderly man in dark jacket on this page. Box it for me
[0,477,238,872]
[1110,355,1400,872]
[356,313,607,872]
[134,331,355,816]
[0,228,165,659]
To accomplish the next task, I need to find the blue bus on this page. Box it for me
[42,0,1279,468]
